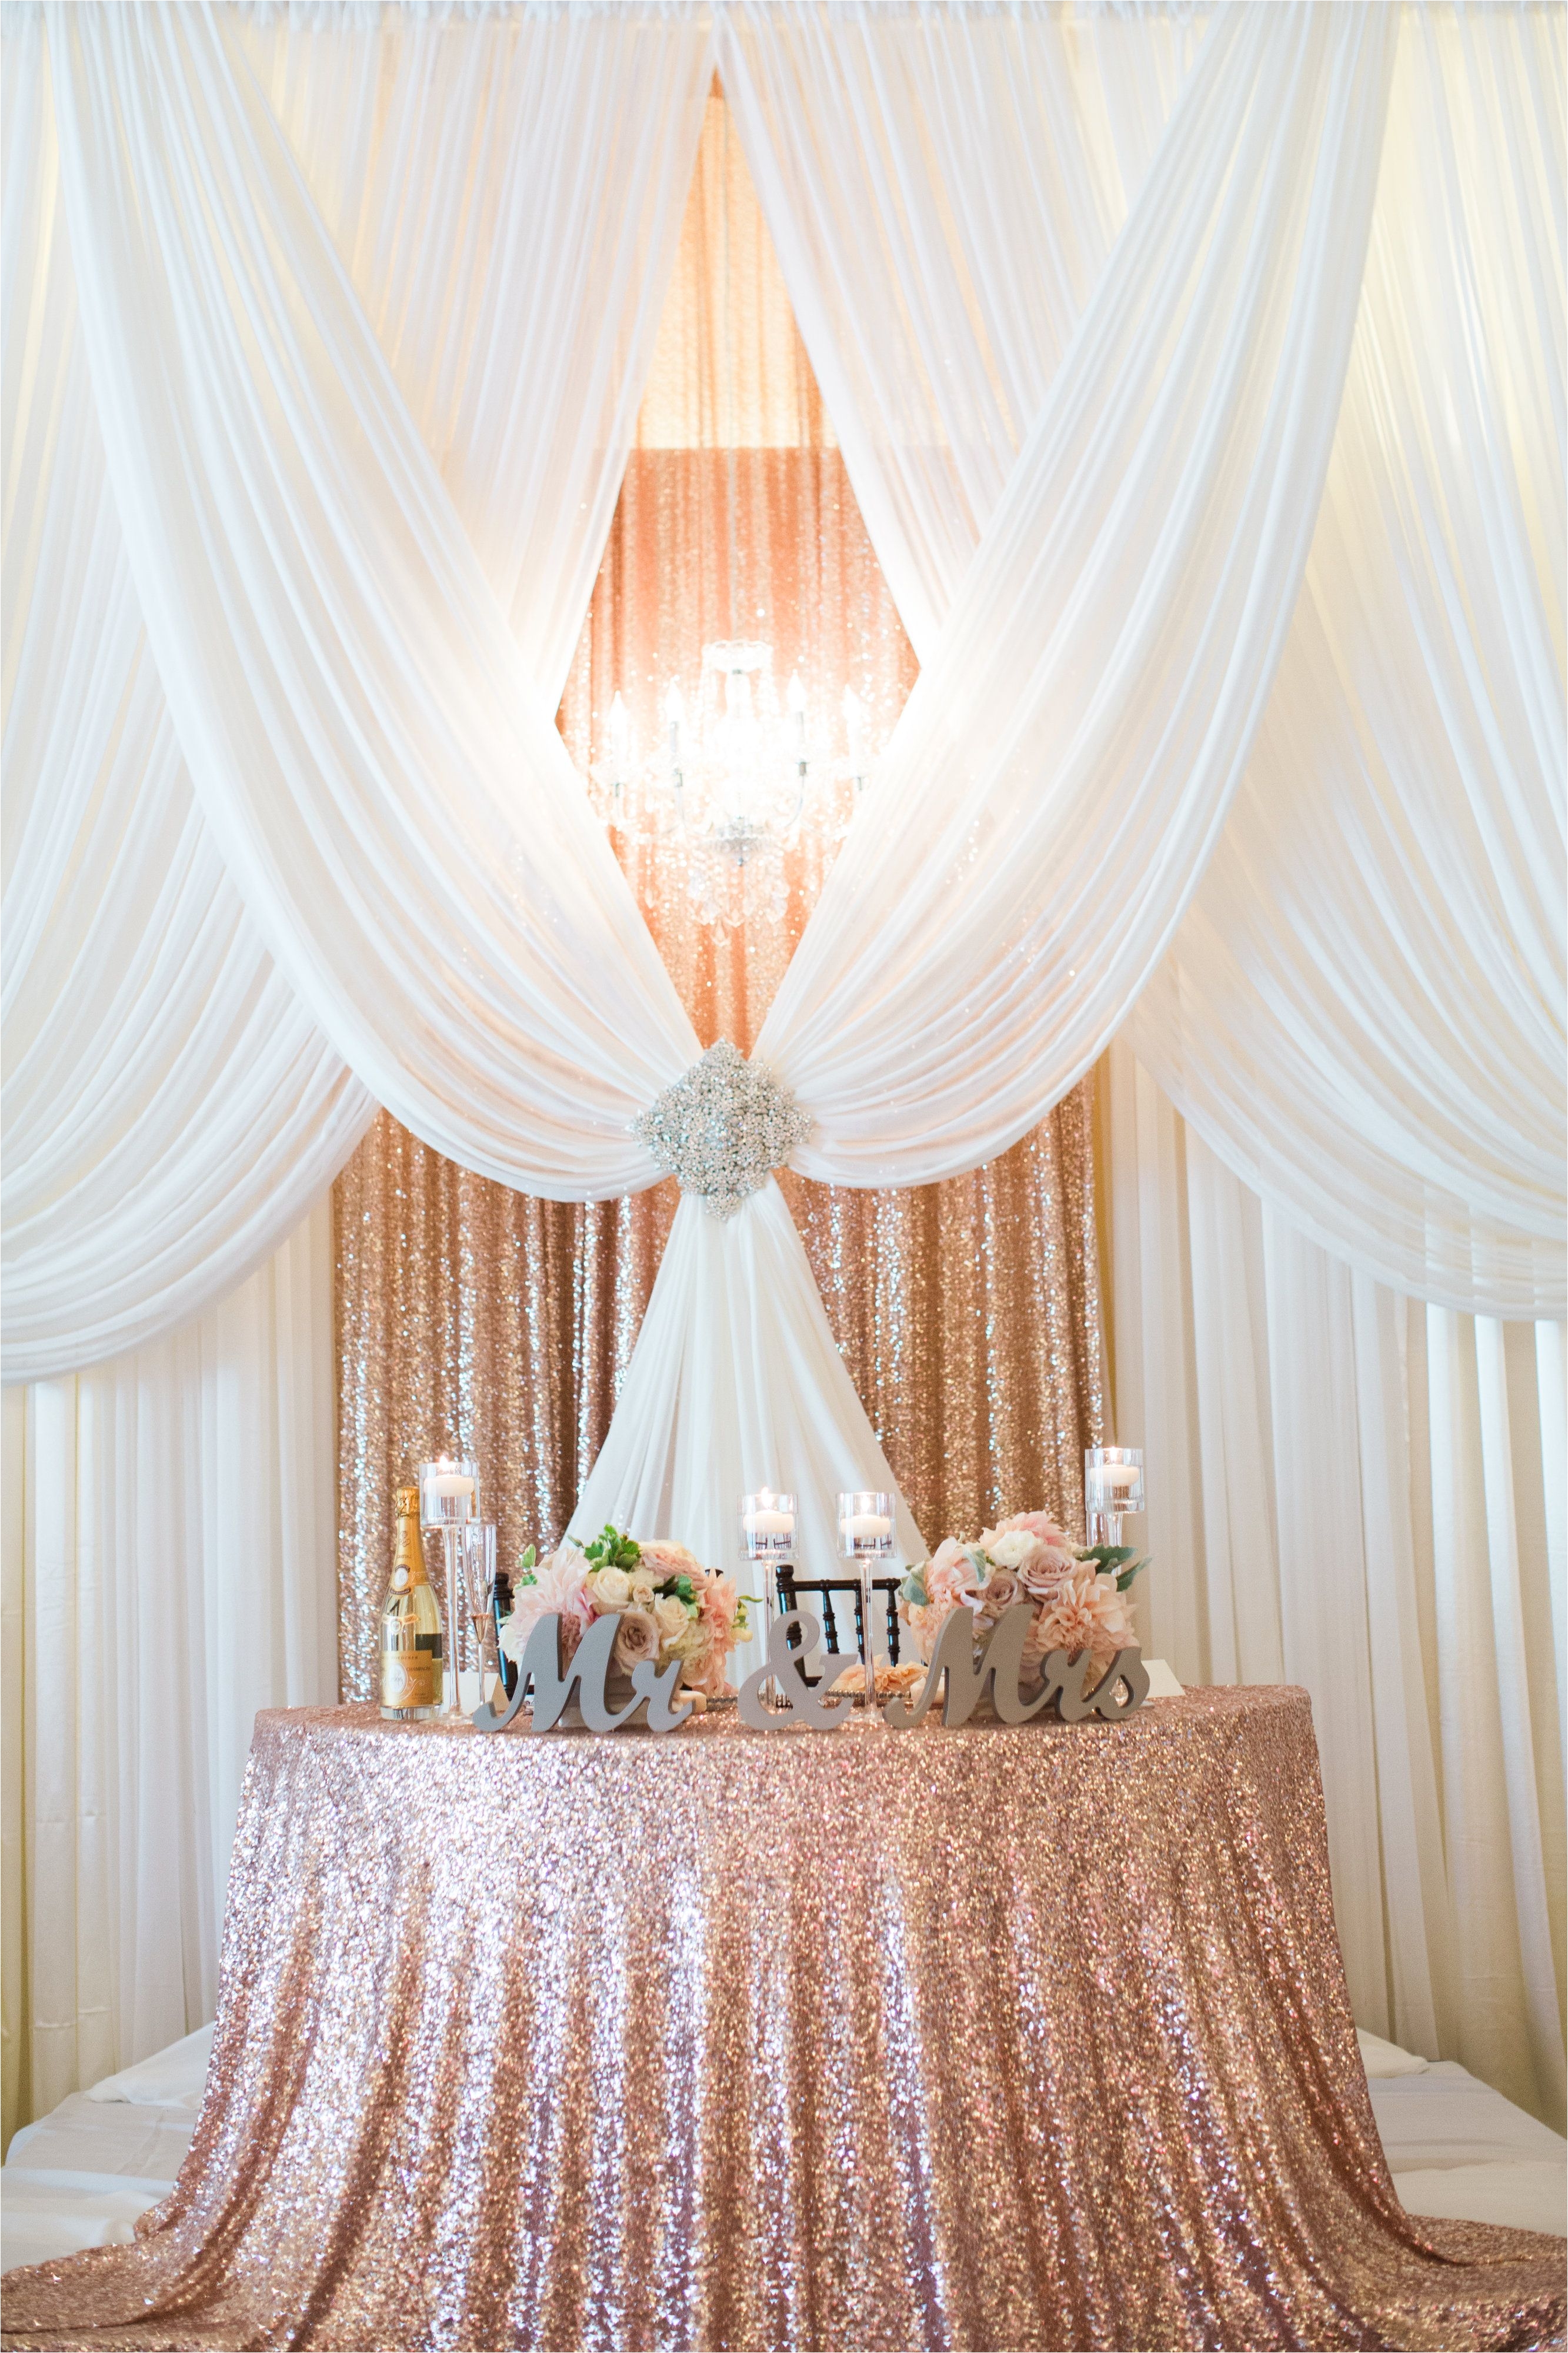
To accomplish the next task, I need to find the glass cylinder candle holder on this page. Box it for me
[416,1457,480,1529]
[459,1521,499,1708]
[1085,1447,1144,1550]
[837,1489,893,1713]
[416,1458,480,1718]
[742,1491,796,1710]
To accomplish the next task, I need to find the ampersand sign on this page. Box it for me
[738,1610,856,1731]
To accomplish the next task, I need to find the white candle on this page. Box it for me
[840,1512,892,1540]
[1097,1462,1140,1491]
[427,1472,475,1499]
[745,1508,794,1535]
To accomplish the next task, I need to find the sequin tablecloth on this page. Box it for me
[4,1689,1562,2352]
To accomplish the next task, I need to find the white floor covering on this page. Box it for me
[2,2029,1562,2275]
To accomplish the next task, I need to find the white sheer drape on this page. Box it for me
[23,0,1397,1589]
[726,0,1563,1314]
[4,0,714,1378]
[1130,8,1566,1314]
[586,2,1394,1567]
[1101,1040,1566,2132]
[748,0,1394,1181]
[48,0,700,1200]
[2,13,371,1379]
[1,1205,337,2150]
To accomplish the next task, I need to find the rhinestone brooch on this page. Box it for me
[633,1040,812,1219]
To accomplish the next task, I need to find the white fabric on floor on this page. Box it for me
[5,2032,1559,2277]
[1102,1039,1566,2133]
[1374,2064,1567,2239]
[0,1207,337,2149]
[83,2025,213,2112]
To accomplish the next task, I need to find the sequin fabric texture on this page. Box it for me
[4,1689,1562,2352]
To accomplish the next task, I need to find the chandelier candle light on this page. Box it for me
[838,1489,895,1714]
[590,645,874,929]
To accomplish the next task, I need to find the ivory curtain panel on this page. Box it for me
[12,0,1406,1598]
[1130,8,1566,1314]
[4,0,714,1376]
[1101,1041,1565,2132]
[1,16,371,1378]
[725,0,1564,1315]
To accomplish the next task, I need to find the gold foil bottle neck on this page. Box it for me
[393,1485,428,1583]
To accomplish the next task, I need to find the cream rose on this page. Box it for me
[653,1595,690,1642]
[983,1528,1047,1574]
[611,1609,658,1671]
[589,1566,633,1613]
[629,1574,657,1612]
[996,1509,1072,1551]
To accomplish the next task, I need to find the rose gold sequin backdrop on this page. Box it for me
[333,91,1104,1695]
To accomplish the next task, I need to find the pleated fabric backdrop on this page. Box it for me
[333,87,1105,1691]
[1,1205,337,2149]
[1102,1041,1565,2131]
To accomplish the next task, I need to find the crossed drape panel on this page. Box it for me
[580,1,1394,1577]
[14,0,1397,1588]
[1,12,371,1379]
[746,0,1394,1181]
[725,0,1564,1314]
[1129,8,1566,1315]
[4,1,714,1379]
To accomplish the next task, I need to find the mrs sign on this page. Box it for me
[472,1604,1149,1735]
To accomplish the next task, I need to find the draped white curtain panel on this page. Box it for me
[723,0,1564,1312]
[4,4,1562,1571]
[1102,1041,1566,2134]
[2,1202,338,2148]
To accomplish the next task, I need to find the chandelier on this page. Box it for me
[588,641,871,929]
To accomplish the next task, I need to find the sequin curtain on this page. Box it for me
[334,88,1103,1693]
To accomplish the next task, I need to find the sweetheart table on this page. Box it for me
[2,1689,1561,2352]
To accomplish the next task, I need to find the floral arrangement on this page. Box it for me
[898,1510,1145,1687]
[500,1524,752,1698]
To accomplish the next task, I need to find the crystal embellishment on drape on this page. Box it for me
[634,1041,810,1219]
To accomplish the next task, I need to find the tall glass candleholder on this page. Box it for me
[741,1489,795,1710]
[837,1489,893,1714]
[416,1457,479,1720]
[1085,1446,1143,1550]
[459,1520,499,1710]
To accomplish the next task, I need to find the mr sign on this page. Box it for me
[472,1604,1147,1735]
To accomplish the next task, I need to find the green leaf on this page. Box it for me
[1078,1543,1138,1569]
[519,1544,537,1572]
[899,1571,929,1608]
[1115,1559,1150,1593]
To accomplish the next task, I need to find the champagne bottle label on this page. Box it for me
[381,1633,441,1711]
[383,1651,433,1708]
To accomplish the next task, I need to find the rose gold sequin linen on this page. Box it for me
[4,1690,1562,2352]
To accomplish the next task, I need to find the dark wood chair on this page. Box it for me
[775,1571,903,1682]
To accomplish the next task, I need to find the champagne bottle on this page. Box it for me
[380,1483,443,1720]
